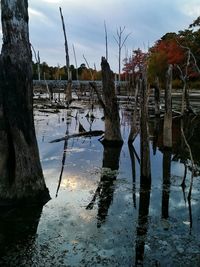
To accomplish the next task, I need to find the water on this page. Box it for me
[0,105,200,266]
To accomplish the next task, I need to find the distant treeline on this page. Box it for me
[32,62,102,81]
[33,16,200,89]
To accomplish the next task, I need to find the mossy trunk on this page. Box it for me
[0,0,50,205]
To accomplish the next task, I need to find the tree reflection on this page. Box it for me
[0,206,43,265]
[86,144,122,228]
[162,150,171,219]
[135,176,151,266]
[128,143,137,208]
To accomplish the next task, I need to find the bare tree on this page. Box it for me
[113,26,131,92]
[104,20,108,60]
[59,7,72,103]
[0,0,50,205]
[31,45,41,81]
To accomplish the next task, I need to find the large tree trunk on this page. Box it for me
[101,57,123,145]
[0,0,50,205]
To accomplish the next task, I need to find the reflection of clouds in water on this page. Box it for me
[61,176,78,190]
[41,156,61,162]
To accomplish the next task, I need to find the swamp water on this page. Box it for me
[0,104,200,266]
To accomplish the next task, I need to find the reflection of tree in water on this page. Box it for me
[162,150,171,219]
[0,206,43,265]
[135,177,151,267]
[86,145,122,228]
[56,111,72,197]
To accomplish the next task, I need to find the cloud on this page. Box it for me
[28,7,53,26]
[181,2,200,18]
[1,0,199,72]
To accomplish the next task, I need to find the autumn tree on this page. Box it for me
[0,0,50,205]
[123,48,147,83]
[148,33,185,85]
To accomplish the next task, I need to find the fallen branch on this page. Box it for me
[50,130,104,143]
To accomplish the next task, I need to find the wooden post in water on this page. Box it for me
[163,65,172,149]
[0,0,50,205]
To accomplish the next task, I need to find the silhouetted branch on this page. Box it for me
[50,130,104,143]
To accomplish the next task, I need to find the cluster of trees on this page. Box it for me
[32,62,102,80]
[123,16,200,88]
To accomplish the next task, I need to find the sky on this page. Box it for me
[0,0,200,72]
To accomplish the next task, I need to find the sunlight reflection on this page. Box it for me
[61,176,79,190]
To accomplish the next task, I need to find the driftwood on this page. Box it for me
[50,130,104,143]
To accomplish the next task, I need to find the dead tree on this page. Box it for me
[163,65,173,148]
[104,20,108,60]
[0,0,50,205]
[140,75,151,180]
[31,45,41,81]
[128,78,139,143]
[113,26,131,93]
[90,57,123,145]
[59,7,72,104]
[154,77,160,117]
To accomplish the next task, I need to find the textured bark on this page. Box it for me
[0,0,50,205]
[140,77,151,180]
[163,65,172,148]
[101,57,123,145]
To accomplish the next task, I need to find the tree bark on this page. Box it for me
[140,77,151,179]
[101,57,123,145]
[0,0,50,205]
[163,65,172,148]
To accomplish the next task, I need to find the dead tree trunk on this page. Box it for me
[128,78,139,143]
[101,57,123,145]
[154,77,160,117]
[163,65,172,148]
[59,7,72,104]
[0,0,50,206]
[140,76,151,179]
[90,57,123,146]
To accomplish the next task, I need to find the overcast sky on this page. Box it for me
[0,0,200,72]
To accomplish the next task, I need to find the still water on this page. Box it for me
[0,105,200,266]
